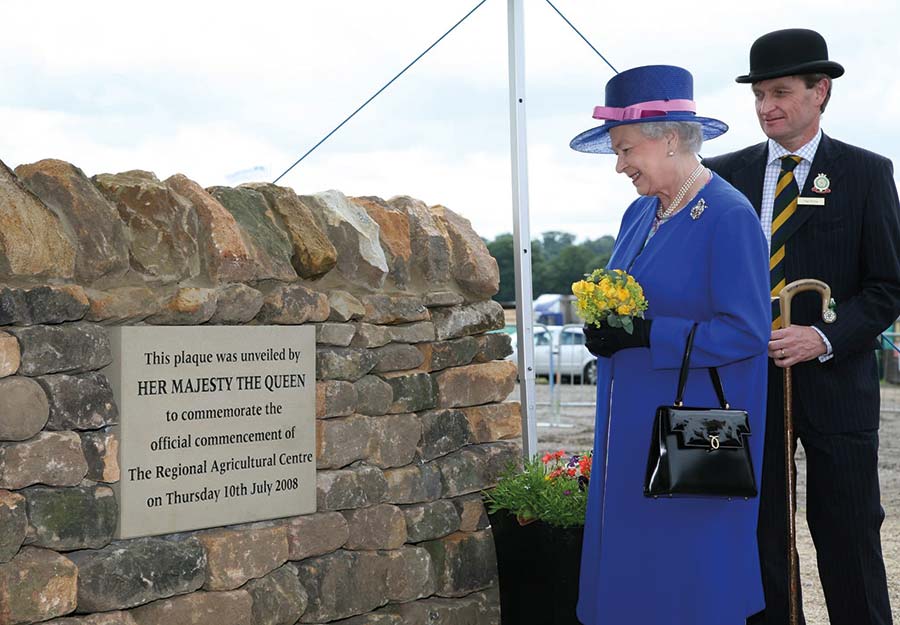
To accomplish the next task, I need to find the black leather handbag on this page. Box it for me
[643,324,758,498]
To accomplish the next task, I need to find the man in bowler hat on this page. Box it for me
[705,28,900,624]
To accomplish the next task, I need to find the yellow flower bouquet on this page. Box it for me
[572,268,648,334]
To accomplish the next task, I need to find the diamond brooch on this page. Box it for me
[690,198,707,220]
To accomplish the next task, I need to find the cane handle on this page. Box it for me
[777,279,833,329]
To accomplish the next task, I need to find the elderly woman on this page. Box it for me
[569,65,770,624]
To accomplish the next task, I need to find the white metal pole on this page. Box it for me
[508,0,537,459]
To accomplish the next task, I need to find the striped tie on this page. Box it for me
[770,155,802,329]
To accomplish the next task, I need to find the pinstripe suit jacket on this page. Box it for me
[705,134,900,432]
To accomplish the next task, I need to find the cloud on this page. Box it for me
[1,0,898,242]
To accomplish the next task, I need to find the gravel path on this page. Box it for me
[517,382,900,623]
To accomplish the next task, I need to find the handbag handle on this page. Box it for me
[674,324,730,409]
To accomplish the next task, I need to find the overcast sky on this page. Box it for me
[2,1,898,242]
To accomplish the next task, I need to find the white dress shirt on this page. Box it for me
[761,130,822,250]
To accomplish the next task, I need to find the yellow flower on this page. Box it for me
[572,267,649,327]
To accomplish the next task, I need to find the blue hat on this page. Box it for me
[569,65,728,154]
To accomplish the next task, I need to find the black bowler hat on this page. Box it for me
[735,28,844,84]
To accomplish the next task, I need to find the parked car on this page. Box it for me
[507,325,597,384]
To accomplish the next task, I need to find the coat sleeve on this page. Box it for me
[817,156,900,358]
[648,205,771,369]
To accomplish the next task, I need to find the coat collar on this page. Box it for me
[800,132,841,192]
[730,133,842,224]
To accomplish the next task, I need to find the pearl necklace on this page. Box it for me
[657,163,706,220]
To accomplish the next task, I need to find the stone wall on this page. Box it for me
[0,159,522,625]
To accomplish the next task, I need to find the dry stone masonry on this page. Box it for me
[0,156,520,624]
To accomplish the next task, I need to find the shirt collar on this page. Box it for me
[766,129,822,166]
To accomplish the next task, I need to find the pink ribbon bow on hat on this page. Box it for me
[592,98,697,121]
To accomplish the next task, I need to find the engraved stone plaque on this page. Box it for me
[106,326,316,538]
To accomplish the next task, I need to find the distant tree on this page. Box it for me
[583,235,615,260]
[582,235,615,274]
[539,231,576,261]
[544,244,597,293]
[486,231,615,302]
[486,234,516,303]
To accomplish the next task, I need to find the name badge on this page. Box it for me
[798,197,825,206]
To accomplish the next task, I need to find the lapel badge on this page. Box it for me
[690,198,706,220]
[823,297,837,323]
[811,173,831,194]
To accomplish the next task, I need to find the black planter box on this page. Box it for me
[489,509,584,625]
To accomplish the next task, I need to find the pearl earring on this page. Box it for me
[667,151,675,157]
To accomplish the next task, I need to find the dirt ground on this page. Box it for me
[517,382,900,623]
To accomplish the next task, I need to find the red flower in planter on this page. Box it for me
[484,450,594,528]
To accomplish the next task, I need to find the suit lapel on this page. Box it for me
[730,143,768,216]
[790,133,841,233]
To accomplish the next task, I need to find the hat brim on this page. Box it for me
[735,60,844,84]
[569,115,728,154]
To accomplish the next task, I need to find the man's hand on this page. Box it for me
[768,325,827,368]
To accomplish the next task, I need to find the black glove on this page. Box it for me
[584,318,652,358]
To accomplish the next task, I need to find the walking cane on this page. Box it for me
[777,279,836,625]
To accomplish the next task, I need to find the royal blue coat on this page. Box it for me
[577,174,771,625]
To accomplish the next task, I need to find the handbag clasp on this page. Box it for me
[709,435,720,450]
